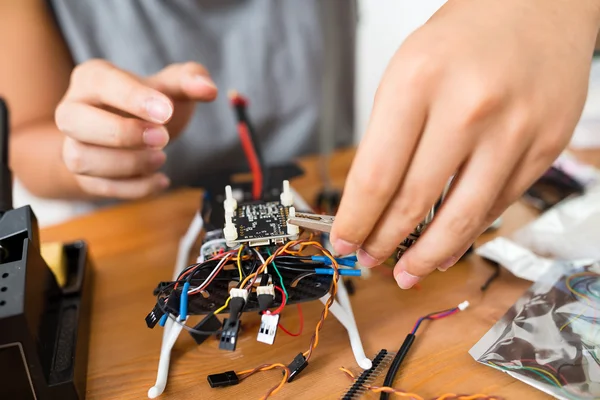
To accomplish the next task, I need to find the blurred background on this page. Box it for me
[355,0,446,141]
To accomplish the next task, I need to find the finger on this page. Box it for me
[56,102,170,148]
[356,113,476,268]
[67,59,174,124]
[481,138,569,232]
[437,241,472,272]
[146,62,218,101]
[74,173,170,199]
[330,58,432,255]
[62,137,166,179]
[393,134,531,289]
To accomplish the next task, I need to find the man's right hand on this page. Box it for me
[55,60,218,199]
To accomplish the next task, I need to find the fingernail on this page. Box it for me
[145,98,173,123]
[333,239,359,256]
[394,270,421,290]
[189,74,217,89]
[158,175,171,189]
[149,151,166,167]
[356,249,380,268]
[143,127,169,148]
[437,256,458,272]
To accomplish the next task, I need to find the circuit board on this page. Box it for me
[230,201,295,246]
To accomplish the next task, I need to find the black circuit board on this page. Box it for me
[232,201,293,245]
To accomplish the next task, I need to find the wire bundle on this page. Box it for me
[154,238,341,399]
[487,271,600,399]
[560,271,599,331]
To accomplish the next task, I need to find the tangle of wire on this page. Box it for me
[156,239,338,399]
[560,271,599,331]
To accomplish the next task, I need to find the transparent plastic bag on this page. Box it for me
[470,263,600,399]
[513,184,600,261]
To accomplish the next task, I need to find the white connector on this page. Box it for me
[257,313,280,345]
[223,215,238,244]
[230,288,249,302]
[257,284,275,297]
[280,180,294,207]
[287,207,300,236]
[458,300,470,311]
[224,185,237,214]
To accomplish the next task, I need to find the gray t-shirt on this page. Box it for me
[48,0,357,187]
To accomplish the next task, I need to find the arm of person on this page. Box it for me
[331,0,600,288]
[1,0,219,201]
[0,0,86,199]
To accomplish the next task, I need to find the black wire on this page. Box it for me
[380,334,415,400]
[481,260,501,291]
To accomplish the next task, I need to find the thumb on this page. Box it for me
[146,62,218,101]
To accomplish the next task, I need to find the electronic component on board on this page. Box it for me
[224,181,298,247]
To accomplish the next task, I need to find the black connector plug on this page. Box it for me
[190,313,222,345]
[219,318,241,351]
[228,296,246,320]
[257,294,274,312]
[207,371,239,388]
[165,290,181,316]
[286,353,308,382]
[145,299,166,329]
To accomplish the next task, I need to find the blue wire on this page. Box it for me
[180,282,190,320]
[159,313,168,327]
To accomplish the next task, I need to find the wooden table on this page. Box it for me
[41,148,557,400]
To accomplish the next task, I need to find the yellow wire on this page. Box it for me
[214,297,231,315]
[368,387,424,400]
[237,245,244,281]
[560,272,598,330]
[521,366,562,387]
[560,305,586,331]
[338,367,496,400]
[489,361,562,388]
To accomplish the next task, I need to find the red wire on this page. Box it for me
[236,121,262,200]
[267,285,287,315]
[278,304,304,337]
[518,359,569,385]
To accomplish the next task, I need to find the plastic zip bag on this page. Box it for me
[470,263,600,399]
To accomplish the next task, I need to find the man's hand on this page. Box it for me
[55,61,217,198]
[331,0,600,288]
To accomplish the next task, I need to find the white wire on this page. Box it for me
[147,317,184,398]
[188,254,231,293]
[253,248,268,274]
[199,238,228,263]
[172,211,204,280]
[152,210,203,398]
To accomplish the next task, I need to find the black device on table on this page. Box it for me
[0,98,93,400]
